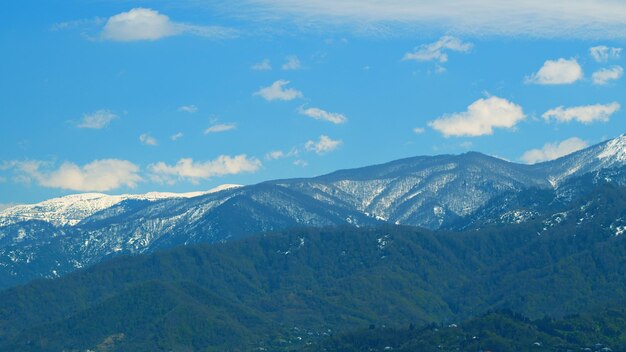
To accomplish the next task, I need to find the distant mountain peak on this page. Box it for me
[598,134,626,162]
[0,184,241,227]
[3,137,626,289]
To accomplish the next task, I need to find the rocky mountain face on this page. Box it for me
[1,135,626,288]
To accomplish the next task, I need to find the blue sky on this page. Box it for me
[1,0,626,206]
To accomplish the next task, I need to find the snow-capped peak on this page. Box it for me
[0,184,242,227]
[597,134,626,162]
[205,184,242,193]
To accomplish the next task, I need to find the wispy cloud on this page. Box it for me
[589,45,622,62]
[4,159,142,191]
[299,106,347,124]
[429,96,526,137]
[282,55,302,70]
[149,155,261,184]
[293,159,308,167]
[51,17,105,32]
[305,135,342,154]
[204,123,236,134]
[265,150,285,160]
[592,66,624,85]
[254,80,303,101]
[178,105,198,113]
[251,59,272,71]
[413,127,425,134]
[76,110,118,129]
[542,102,620,124]
[521,137,588,164]
[100,8,235,41]
[139,133,158,146]
[403,36,472,63]
[526,58,583,85]
[234,0,626,38]
[265,147,299,160]
[171,132,184,141]
[459,141,473,149]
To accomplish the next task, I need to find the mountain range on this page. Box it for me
[1,180,625,351]
[1,135,626,288]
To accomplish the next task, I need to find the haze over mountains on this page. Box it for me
[1,135,626,289]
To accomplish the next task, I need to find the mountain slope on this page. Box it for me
[305,310,626,352]
[1,135,626,288]
[1,184,626,350]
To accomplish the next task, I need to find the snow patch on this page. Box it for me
[377,234,390,250]
[15,228,26,242]
[433,206,445,217]
[597,135,626,162]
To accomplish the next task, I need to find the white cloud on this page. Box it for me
[252,59,272,71]
[590,45,622,62]
[178,105,198,113]
[254,80,303,101]
[148,155,261,184]
[204,123,236,134]
[526,58,583,85]
[76,110,118,129]
[521,137,588,164]
[101,8,233,41]
[299,107,347,124]
[235,0,626,38]
[592,66,624,85]
[282,55,302,70]
[139,133,158,146]
[305,135,342,154]
[542,102,620,124]
[5,159,142,191]
[413,127,425,134]
[102,8,180,41]
[403,36,472,63]
[429,96,526,137]
[171,132,184,141]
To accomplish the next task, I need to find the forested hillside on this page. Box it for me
[306,310,626,352]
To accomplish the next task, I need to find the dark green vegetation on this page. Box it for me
[0,182,625,351]
[307,309,626,352]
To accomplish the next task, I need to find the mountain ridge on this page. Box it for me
[0,184,242,227]
[1,181,626,351]
[4,135,624,227]
[0,135,625,288]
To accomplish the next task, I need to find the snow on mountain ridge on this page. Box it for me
[597,134,626,162]
[0,184,242,227]
[2,136,626,289]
